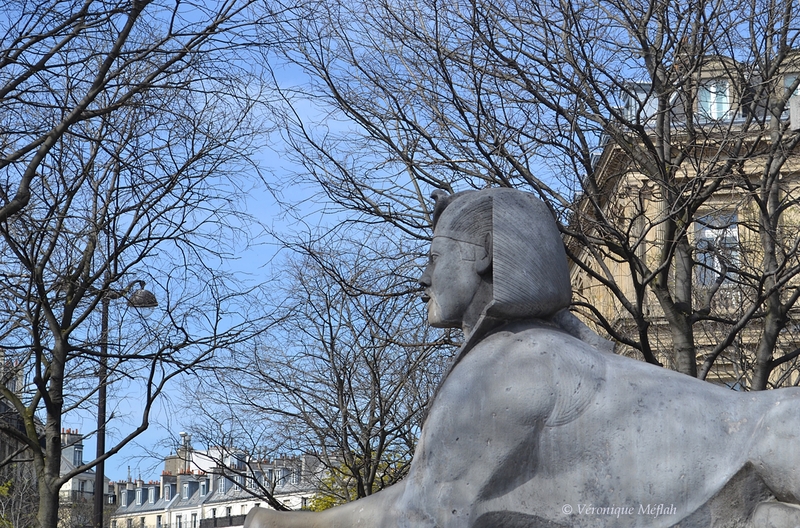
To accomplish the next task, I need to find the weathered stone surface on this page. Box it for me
[245,189,800,528]
[750,501,800,528]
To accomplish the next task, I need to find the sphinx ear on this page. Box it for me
[475,232,493,275]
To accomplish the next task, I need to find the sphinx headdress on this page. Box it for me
[432,188,572,320]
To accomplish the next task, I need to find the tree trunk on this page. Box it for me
[652,227,698,376]
[672,234,697,376]
[37,478,61,528]
[35,416,64,528]
[651,283,697,376]
[752,158,783,390]
[38,339,66,528]
[752,302,782,390]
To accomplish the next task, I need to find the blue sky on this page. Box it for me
[66,143,325,483]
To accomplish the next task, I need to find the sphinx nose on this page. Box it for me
[419,264,432,288]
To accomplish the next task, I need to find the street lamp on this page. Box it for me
[94,281,157,528]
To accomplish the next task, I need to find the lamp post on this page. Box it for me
[94,281,157,528]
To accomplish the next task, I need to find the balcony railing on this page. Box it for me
[199,515,247,528]
[61,490,95,502]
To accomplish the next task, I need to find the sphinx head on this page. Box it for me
[419,188,572,334]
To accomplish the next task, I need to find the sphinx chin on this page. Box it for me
[426,299,450,328]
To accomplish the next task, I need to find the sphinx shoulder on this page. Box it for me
[452,321,607,427]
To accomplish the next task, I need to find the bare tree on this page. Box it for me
[0,456,38,528]
[0,2,281,526]
[259,0,800,389]
[0,0,276,223]
[186,227,453,508]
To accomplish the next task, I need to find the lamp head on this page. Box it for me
[127,285,158,310]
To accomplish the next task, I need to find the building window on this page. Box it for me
[695,212,739,287]
[226,507,232,517]
[136,489,142,506]
[183,483,189,500]
[121,491,127,507]
[126,520,132,528]
[786,73,800,98]
[200,481,207,496]
[624,83,658,124]
[164,485,171,501]
[149,487,155,504]
[698,79,730,120]
[176,515,182,528]
[112,522,117,528]
[156,516,162,528]
[140,517,145,528]
[211,508,216,518]
[73,447,83,467]
[191,513,197,528]
[785,74,800,121]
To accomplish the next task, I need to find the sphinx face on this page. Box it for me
[419,236,484,328]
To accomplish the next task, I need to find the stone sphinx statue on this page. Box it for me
[246,188,800,528]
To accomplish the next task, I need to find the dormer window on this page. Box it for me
[623,83,658,124]
[699,79,730,120]
[136,489,142,506]
[73,447,83,467]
